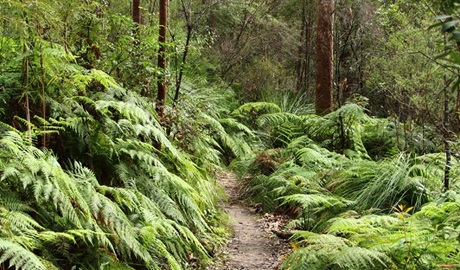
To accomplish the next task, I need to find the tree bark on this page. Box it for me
[315,0,334,115]
[156,0,168,119]
[133,0,142,42]
[133,0,141,25]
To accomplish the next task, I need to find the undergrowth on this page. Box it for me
[0,37,252,269]
[230,100,460,269]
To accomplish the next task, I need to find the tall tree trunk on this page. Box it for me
[156,0,168,119]
[315,0,334,115]
[133,0,141,26]
[133,0,142,42]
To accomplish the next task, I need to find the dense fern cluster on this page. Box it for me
[0,12,248,269]
[231,101,460,269]
[2,0,460,268]
[0,64,241,269]
[0,129,216,269]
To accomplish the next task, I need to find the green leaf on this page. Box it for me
[434,15,453,21]
[442,20,459,33]
[451,29,460,41]
[428,20,445,30]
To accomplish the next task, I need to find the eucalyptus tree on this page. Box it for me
[315,0,334,115]
[133,0,142,27]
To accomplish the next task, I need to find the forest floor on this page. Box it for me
[207,171,291,270]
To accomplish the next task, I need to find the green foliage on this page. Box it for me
[0,128,222,269]
[2,0,460,268]
[203,0,299,99]
[365,0,446,154]
[306,103,374,158]
[165,81,256,169]
[233,101,375,156]
[233,91,460,268]
[282,195,460,269]
[328,154,450,211]
[0,3,245,267]
[281,232,391,270]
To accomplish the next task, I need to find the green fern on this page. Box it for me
[0,126,219,268]
[328,154,442,211]
[0,239,48,270]
[281,232,391,270]
[306,103,374,157]
[232,102,281,116]
[330,247,390,269]
[281,193,354,212]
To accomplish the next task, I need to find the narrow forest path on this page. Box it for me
[208,171,290,270]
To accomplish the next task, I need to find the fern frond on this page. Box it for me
[295,147,333,167]
[283,231,392,270]
[291,231,352,248]
[280,246,329,270]
[281,233,353,269]
[330,246,391,269]
[281,193,354,213]
[0,191,34,213]
[0,239,48,270]
[219,117,255,138]
[0,209,43,235]
[257,112,301,127]
[327,217,381,236]
[231,102,281,116]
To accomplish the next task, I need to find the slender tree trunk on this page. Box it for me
[156,0,168,119]
[315,0,334,115]
[295,0,314,94]
[132,0,150,97]
[295,0,307,92]
[39,42,47,148]
[444,83,451,191]
[22,43,32,144]
[174,0,193,105]
[335,25,341,108]
[38,26,48,148]
[35,2,48,148]
[455,85,460,125]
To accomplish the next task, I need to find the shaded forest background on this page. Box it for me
[2,0,460,269]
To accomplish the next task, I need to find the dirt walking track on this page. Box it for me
[208,172,289,270]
